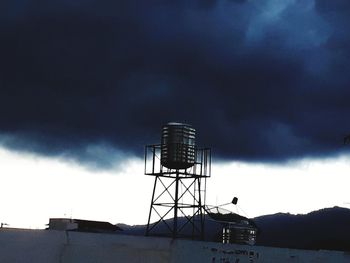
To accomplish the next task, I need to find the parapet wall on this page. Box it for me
[0,228,349,263]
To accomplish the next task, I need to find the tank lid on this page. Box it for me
[165,122,192,127]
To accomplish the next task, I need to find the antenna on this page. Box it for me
[0,223,9,228]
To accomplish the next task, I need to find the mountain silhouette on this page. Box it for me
[254,206,350,251]
[117,206,350,251]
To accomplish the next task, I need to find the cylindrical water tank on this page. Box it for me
[161,122,196,169]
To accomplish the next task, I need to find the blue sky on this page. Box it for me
[1,0,350,228]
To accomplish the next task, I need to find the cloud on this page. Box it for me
[0,0,350,167]
[0,132,134,170]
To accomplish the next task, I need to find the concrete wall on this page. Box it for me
[0,228,349,263]
[174,240,350,263]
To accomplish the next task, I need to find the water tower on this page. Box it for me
[145,122,211,239]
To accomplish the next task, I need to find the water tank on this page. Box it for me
[161,122,196,169]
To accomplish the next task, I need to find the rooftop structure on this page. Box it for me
[145,122,211,239]
[48,218,122,233]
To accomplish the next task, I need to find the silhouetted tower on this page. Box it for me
[145,122,211,239]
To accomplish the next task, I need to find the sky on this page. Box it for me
[1,0,350,228]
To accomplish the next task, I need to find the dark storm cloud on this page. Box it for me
[1,0,350,167]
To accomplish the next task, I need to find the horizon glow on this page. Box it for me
[0,146,349,229]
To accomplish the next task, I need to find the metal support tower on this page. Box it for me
[145,145,211,240]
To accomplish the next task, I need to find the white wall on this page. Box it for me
[0,228,349,263]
